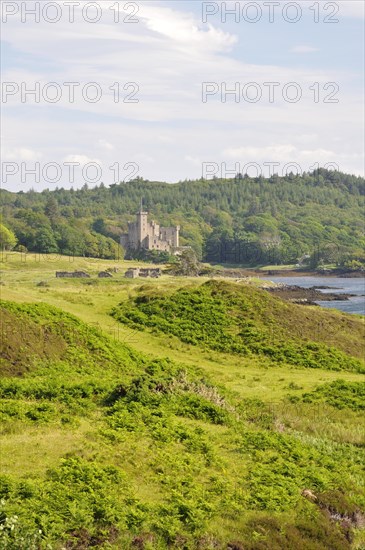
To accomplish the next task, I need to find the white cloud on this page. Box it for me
[1,147,42,161]
[139,5,238,52]
[63,154,101,165]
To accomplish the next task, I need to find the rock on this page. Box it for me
[98,271,113,278]
[302,489,318,501]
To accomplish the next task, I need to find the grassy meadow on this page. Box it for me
[0,252,364,549]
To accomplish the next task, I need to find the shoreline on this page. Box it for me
[264,284,357,305]
[211,266,365,279]
[258,270,365,278]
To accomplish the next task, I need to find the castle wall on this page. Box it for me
[120,234,129,249]
[146,234,170,251]
[127,221,139,249]
[160,226,180,248]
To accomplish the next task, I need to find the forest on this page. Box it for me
[1,168,364,268]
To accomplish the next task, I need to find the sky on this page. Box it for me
[1,0,364,191]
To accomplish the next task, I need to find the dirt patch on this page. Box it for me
[0,308,67,376]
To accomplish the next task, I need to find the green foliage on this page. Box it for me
[33,226,58,253]
[111,281,364,372]
[0,400,60,425]
[296,380,365,411]
[239,512,352,550]
[0,224,17,251]
[125,247,173,264]
[0,458,143,546]
[340,251,365,272]
[0,498,43,550]
[169,249,200,276]
[237,428,364,512]
[2,206,121,258]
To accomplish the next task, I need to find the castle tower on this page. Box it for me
[136,199,148,245]
[174,226,180,247]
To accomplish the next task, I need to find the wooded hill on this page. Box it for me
[1,168,364,266]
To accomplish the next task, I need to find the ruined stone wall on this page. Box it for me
[160,226,180,248]
[56,271,90,278]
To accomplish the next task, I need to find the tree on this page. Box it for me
[171,249,199,276]
[45,197,59,224]
[0,224,17,250]
[343,259,364,271]
[33,227,58,253]
[92,218,106,235]
[56,224,86,256]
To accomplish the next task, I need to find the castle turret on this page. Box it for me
[174,226,180,247]
[136,207,148,245]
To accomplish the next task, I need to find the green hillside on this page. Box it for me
[0,301,139,378]
[1,288,365,548]
[1,168,364,267]
[111,280,365,372]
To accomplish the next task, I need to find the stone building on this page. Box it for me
[120,207,179,253]
[56,271,90,278]
[124,267,161,279]
[125,268,140,279]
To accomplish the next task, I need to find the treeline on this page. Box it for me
[1,169,364,266]
[0,202,121,259]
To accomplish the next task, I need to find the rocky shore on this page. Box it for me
[261,269,364,278]
[211,266,364,279]
[265,284,356,305]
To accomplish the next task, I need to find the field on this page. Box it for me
[0,252,364,549]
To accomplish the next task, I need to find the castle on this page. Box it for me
[120,206,180,253]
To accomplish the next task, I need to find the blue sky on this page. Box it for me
[1,0,364,191]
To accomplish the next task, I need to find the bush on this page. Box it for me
[299,380,365,411]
